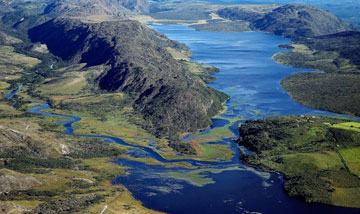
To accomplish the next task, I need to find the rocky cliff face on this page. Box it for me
[252,4,354,38]
[29,18,228,149]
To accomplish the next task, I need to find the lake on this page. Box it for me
[110,25,360,214]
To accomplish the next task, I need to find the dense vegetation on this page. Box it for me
[3,157,74,173]
[275,31,360,116]
[282,73,360,116]
[32,194,105,214]
[296,31,360,69]
[238,116,360,207]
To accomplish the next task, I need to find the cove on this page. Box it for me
[26,25,360,214]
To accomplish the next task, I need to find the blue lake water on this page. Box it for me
[27,25,360,213]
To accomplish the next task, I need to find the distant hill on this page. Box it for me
[29,18,228,153]
[252,4,354,38]
[45,0,149,18]
[216,4,354,38]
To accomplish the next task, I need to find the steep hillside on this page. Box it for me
[252,4,354,38]
[28,18,228,152]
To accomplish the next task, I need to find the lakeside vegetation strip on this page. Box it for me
[273,32,360,117]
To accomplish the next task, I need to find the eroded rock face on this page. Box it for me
[0,201,32,214]
[0,125,48,157]
[0,169,41,193]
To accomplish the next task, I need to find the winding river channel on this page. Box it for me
[27,25,360,213]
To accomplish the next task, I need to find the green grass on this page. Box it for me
[0,45,41,69]
[333,122,360,133]
[275,152,344,176]
[190,126,234,140]
[332,187,360,208]
[340,147,360,177]
[166,47,190,61]
[306,126,324,137]
[39,72,87,95]
[79,158,126,179]
[198,143,233,161]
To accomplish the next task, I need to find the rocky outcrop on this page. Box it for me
[0,125,48,158]
[0,169,41,193]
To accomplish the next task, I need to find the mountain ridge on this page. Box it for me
[28,17,228,152]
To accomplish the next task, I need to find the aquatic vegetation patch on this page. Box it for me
[161,166,246,187]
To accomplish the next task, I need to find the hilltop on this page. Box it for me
[252,4,354,38]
